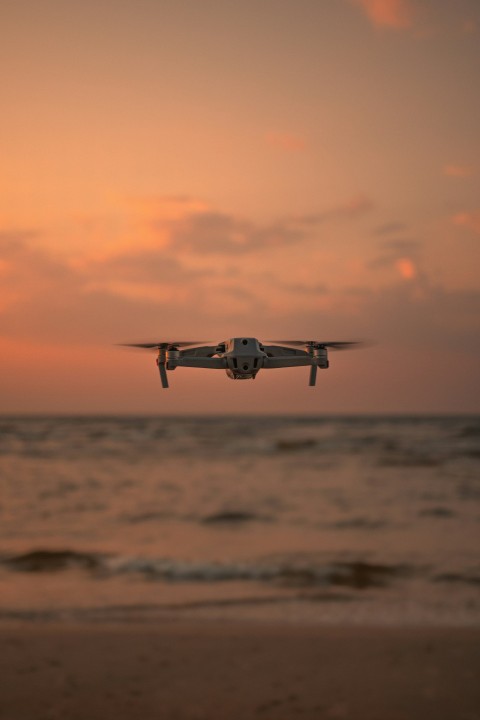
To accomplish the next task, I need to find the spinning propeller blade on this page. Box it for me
[118,341,208,349]
[267,340,362,350]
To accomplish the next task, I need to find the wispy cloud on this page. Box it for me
[0,232,74,295]
[0,193,375,345]
[373,222,408,236]
[2,222,479,380]
[453,212,480,235]
[0,229,211,342]
[92,250,208,284]
[443,164,474,178]
[369,238,421,264]
[168,211,304,254]
[282,282,329,295]
[351,281,480,353]
[351,0,414,29]
[163,195,373,255]
[292,195,373,225]
[369,238,422,281]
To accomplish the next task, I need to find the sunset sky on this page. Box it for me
[1,0,479,414]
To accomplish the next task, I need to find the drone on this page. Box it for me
[119,338,362,388]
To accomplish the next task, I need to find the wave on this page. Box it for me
[201,511,269,524]
[1,415,478,463]
[0,592,356,624]
[1,550,410,589]
[3,549,103,572]
[433,572,480,586]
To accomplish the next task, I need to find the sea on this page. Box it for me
[0,415,479,626]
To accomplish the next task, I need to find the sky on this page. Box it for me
[1,0,479,414]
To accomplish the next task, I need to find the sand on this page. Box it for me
[1,621,479,719]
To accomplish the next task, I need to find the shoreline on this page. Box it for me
[1,620,479,719]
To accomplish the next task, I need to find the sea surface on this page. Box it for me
[0,415,479,626]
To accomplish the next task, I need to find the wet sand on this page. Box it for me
[0,621,479,720]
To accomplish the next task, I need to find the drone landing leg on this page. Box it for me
[157,360,169,388]
[309,364,317,387]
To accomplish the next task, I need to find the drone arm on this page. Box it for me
[262,344,309,358]
[179,345,220,358]
[263,356,313,369]
[174,356,227,370]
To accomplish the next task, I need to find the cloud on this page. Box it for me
[443,164,474,178]
[0,232,76,296]
[168,212,303,255]
[81,246,214,304]
[363,282,480,353]
[289,279,480,354]
[373,222,408,236]
[0,229,40,245]
[0,192,374,345]
[163,195,373,255]
[283,283,329,295]
[92,250,208,284]
[351,0,414,29]
[369,238,422,279]
[381,239,420,253]
[292,195,373,225]
[453,212,480,235]
[0,230,214,343]
[2,220,479,398]
[240,275,480,360]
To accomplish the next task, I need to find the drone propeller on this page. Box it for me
[267,340,362,350]
[118,341,208,349]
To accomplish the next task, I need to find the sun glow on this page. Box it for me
[395,258,416,280]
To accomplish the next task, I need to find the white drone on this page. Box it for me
[119,338,362,388]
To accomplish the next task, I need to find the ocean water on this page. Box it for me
[0,415,479,625]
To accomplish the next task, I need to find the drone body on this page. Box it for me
[120,337,361,388]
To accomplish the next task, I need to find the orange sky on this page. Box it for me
[1,0,479,413]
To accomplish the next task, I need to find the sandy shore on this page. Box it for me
[0,621,479,720]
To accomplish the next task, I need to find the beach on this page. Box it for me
[1,415,479,717]
[1,621,479,720]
